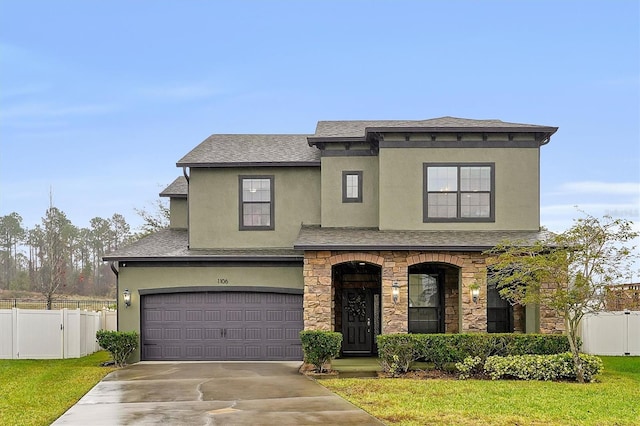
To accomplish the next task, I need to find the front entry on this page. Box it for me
[341,288,375,354]
[333,261,381,356]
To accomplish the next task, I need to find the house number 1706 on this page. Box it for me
[217,278,229,284]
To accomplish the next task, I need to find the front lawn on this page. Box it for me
[0,351,116,426]
[321,356,640,426]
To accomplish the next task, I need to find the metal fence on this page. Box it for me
[0,299,116,311]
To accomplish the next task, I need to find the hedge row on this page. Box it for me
[456,353,603,382]
[377,333,575,373]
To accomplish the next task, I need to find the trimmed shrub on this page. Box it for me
[300,330,342,373]
[96,330,139,367]
[377,334,420,375]
[483,353,603,382]
[455,356,484,380]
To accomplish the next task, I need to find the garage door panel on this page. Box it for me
[205,310,222,321]
[163,328,181,340]
[142,291,303,361]
[163,310,181,321]
[186,328,202,340]
[245,310,262,321]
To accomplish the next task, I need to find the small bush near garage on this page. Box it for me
[300,330,342,373]
[96,330,139,367]
[377,333,573,373]
[481,353,603,382]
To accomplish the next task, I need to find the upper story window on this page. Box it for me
[342,171,363,203]
[239,176,274,230]
[424,163,494,222]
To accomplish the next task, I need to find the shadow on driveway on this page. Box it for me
[52,361,383,425]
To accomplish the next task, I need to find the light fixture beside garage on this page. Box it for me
[123,289,131,308]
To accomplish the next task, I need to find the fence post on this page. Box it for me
[12,308,18,359]
[625,310,631,356]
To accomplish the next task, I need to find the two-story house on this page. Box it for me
[104,117,564,362]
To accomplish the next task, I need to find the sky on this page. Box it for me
[1,1,639,275]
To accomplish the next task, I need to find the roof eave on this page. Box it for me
[103,254,304,262]
[176,161,321,168]
[292,244,490,252]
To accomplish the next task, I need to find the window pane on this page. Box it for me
[243,179,271,202]
[460,166,491,191]
[427,193,457,218]
[460,193,490,217]
[427,167,457,191]
[243,203,271,226]
[487,282,510,308]
[346,174,359,198]
[409,274,439,307]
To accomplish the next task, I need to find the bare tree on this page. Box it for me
[38,207,71,309]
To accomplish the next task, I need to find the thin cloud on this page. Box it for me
[552,181,640,196]
[138,83,223,101]
[2,101,118,121]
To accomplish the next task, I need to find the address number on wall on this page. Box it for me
[217,278,229,284]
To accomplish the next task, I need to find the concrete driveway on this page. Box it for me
[52,361,383,425]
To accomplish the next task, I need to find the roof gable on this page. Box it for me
[159,176,188,198]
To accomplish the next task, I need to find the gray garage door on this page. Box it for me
[141,291,303,361]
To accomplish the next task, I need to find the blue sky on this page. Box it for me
[1,1,639,270]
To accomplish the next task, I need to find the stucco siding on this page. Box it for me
[378,147,540,230]
[188,167,320,249]
[320,156,379,227]
[169,198,188,229]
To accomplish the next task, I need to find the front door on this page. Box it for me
[341,288,376,355]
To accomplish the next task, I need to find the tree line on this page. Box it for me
[0,202,168,306]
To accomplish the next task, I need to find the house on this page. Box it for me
[605,283,640,311]
[104,116,565,362]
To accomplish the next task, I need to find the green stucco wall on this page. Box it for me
[169,198,188,229]
[188,167,320,249]
[320,156,379,227]
[116,263,303,361]
[378,143,540,231]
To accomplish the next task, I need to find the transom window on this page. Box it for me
[342,171,363,203]
[239,176,274,230]
[424,163,494,221]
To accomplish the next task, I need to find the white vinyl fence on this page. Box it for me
[0,308,117,359]
[580,311,640,356]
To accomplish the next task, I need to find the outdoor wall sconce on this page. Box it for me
[470,286,480,304]
[392,282,400,304]
[123,289,131,308]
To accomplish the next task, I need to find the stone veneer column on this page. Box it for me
[381,251,408,333]
[539,280,566,334]
[303,251,333,331]
[459,253,488,333]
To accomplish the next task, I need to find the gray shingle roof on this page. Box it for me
[103,229,303,261]
[314,116,558,138]
[176,134,320,167]
[159,176,187,198]
[294,225,556,251]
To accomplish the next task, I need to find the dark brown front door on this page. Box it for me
[341,288,375,355]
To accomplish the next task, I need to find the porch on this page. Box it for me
[302,250,554,356]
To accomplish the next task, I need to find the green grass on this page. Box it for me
[322,356,640,426]
[0,351,116,426]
